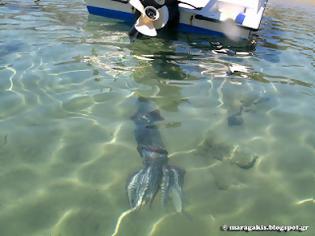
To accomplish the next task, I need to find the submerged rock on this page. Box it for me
[196,136,231,161]
[3,134,8,145]
[231,148,258,169]
[213,173,231,190]
[227,113,243,126]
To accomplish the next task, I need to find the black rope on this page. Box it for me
[178,1,203,10]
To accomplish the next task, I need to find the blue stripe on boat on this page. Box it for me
[177,24,224,36]
[87,5,134,23]
[86,6,225,36]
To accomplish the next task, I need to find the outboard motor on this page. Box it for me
[129,0,179,38]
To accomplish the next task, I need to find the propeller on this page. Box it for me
[129,0,169,37]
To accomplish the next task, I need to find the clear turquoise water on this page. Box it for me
[0,1,314,236]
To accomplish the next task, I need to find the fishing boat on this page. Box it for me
[85,0,268,40]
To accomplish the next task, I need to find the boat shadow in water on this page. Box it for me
[84,16,276,126]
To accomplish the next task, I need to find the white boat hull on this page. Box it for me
[85,0,268,40]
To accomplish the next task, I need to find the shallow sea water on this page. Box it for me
[0,0,314,236]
